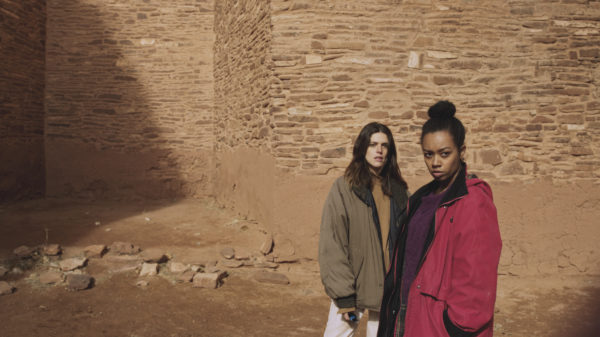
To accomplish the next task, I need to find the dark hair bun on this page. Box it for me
[428,100,456,119]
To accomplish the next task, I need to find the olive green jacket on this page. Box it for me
[319,176,409,311]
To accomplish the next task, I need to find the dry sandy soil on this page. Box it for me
[1,197,599,337]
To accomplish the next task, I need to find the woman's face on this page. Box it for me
[421,130,465,189]
[365,132,389,174]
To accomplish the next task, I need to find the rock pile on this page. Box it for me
[0,238,295,295]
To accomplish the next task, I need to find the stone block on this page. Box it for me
[260,234,273,255]
[42,244,62,256]
[169,262,189,274]
[433,76,464,86]
[66,274,93,291]
[253,271,290,285]
[13,245,37,258]
[139,263,158,277]
[479,149,503,166]
[0,281,15,296]
[59,257,88,271]
[220,247,235,260]
[192,272,226,289]
[84,245,107,258]
[321,147,346,159]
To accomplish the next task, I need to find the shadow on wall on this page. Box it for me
[45,0,212,201]
[0,1,213,251]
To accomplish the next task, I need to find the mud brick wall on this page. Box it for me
[269,0,600,180]
[213,0,276,225]
[0,0,46,201]
[214,0,600,275]
[45,0,215,199]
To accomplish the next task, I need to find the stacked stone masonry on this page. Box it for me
[0,0,46,201]
[44,0,215,198]
[214,0,273,150]
[257,0,600,180]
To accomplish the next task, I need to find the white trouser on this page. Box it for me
[323,300,379,337]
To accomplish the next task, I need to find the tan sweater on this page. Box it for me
[372,178,391,269]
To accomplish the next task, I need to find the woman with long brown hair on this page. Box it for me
[319,122,409,337]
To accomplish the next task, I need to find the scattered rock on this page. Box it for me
[234,248,251,261]
[0,281,15,295]
[191,265,201,273]
[136,280,149,288]
[176,270,195,283]
[66,274,93,291]
[273,238,295,258]
[220,247,235,259]
[192,271,227,289]
[59,257,88,272]
[204,265,221,273]
[104,255,142,274]
[13,245,37,258]
[252,256,279,269]
[253,271,290,285]
[275,255,299,263]
[11,267,24,274]
[260,234,274,255]
[139,263,158,277]
[219,259,244,268]
[42,244,62,256]
[110,242,140,255]
[0,266,8,277]
[169,262,189,274]
[140,249,168,263]
[39,271,64,285]
[84,245,107,258]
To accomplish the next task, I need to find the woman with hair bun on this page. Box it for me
[377,101,502,337]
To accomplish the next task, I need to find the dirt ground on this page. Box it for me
[1,198,599,337]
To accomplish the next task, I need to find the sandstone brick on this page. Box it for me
[480,149,503,166]
[192,272,227,288]
[321,147,346,158]
[557,114,584,124]
[84,245,107,258]
[433,76,464,86]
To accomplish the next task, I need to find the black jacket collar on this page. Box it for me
[410,163,470,209]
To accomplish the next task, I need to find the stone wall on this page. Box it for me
[213,0,276,225]
[45,0,215,199]
[0,0,46,201]
[213,0,600,276]
[269,0,599,181]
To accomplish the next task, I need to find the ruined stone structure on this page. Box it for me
[1,0,599,276]
[0,0,46,200]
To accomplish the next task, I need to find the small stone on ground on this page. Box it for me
[110,242,140,255]
[59,257,88,271]
[66,274,93,291]
[84,244,107,258]
[253,271,290,285]
[139,263,158,277]
[220,247,235,259]
[0,281,15,295]
[140,248,168,263]
[42,244,62,256]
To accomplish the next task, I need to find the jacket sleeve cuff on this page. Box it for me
[334,294,356,309]
[443,309,475,337]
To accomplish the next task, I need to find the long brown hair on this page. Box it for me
[344,122,407,194]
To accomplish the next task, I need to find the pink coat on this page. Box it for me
[378,170,502,337]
